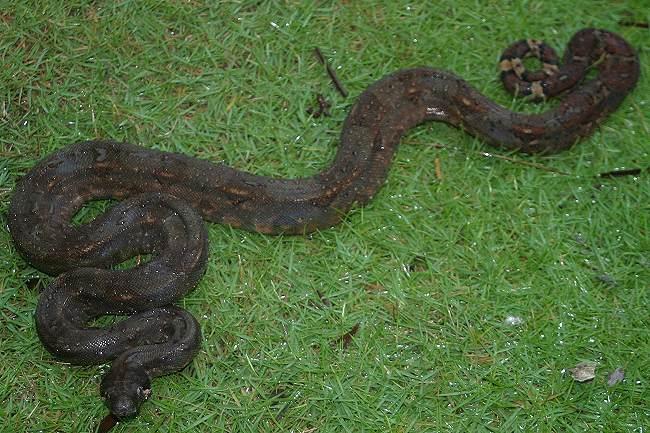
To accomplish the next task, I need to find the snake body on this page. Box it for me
[7,29,639,418]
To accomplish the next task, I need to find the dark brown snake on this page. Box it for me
[7,29,639,419]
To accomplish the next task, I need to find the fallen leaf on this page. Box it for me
[364,282,386,293]
[465,352,493,365]
[569,362,596,382]
[332,323,360,350]
[315,289,332,307]
[606,367,625,386]
[596,274,617,287]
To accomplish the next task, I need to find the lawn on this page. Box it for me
[0,1,648,432]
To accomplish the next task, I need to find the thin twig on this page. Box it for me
[434,157,443,180]
[314,47,348,98]
[477,151,570,175]
[425,142,570,175]
[618,20,649,29]
[599,167,645,178]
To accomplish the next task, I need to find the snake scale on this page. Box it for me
[7,29,639,419]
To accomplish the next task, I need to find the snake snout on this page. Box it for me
[105,384,151,419]
[101,363,152,419]
[109,394,139,419]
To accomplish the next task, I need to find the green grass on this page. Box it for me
[1,1,649,432]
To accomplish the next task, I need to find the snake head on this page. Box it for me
[100,366,152,419]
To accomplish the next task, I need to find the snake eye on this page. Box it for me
[137,386,152,400]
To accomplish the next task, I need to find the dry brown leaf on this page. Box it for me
[569,362,596,382]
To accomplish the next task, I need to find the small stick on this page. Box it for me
[599,167,644,178]
[618,20,649,29]
[314,47,348,97]
[477,151,570,175]
[424,142,570,175]
[434,157,443,180]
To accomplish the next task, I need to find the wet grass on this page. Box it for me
[1,1,649,432]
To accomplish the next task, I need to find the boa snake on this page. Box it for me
[7,28,639,419]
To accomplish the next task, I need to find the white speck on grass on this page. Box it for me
[504,315,524,326]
